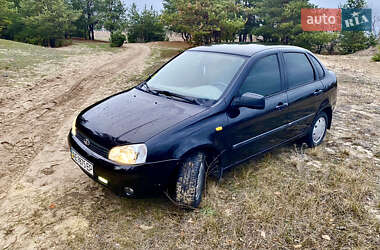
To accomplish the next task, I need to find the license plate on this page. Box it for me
[71,147,93,176]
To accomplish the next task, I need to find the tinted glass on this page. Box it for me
[284,53,315,88]
[147,51,246,101]
[310,55,325,78]
[239,55,282,96]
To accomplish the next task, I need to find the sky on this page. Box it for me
[123,0,163,11]
[310,0,379,9]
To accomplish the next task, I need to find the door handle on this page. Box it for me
[275,102,288,110]
[313,89,323,95]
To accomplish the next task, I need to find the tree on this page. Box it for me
[235,0,261,43]
[67,0,101,40]
[345,0,366,8]
[1,0,80,46]
[162,0,244,44]
[98,0,126,34]
[0,0,14,32]
[162,0,191,41]
[127,4,166,43]
[252,0,314,44]
[339,0,373,54]
[1,0,127,46]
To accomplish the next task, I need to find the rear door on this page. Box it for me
[282,52,325,138]
[225,53,289,166]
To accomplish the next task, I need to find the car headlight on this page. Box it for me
[108,144,147,165]
[71,116,77,136]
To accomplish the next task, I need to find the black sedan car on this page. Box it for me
[68,44,337,208]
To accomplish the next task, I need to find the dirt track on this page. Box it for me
[0,43,151,248]
[0,43,379,248]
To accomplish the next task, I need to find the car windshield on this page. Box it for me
[146,51,246,101]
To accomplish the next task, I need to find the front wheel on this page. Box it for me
[305,111,328,147]
[175,152,206,208]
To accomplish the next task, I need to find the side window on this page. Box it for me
[284,53,315,89]
[310,55,325,79]
[239,55,282,96]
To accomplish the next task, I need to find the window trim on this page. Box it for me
[282,52,318,91]
[308,54,326,79]
[238,53,284,98]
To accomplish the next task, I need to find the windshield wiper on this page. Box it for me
[138,81,158,95]
[138,82,199,105]
[155,90,199,105]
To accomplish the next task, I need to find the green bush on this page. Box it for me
[55,39,72,47]
[110,31,126,47]
[293,32,339,54]
[372,47,380,62]
[339,31,372,54]
[367,34,378,47]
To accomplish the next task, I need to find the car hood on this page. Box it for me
[77,88,206,148]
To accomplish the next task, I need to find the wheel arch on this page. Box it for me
[318,99,333,129]
[177,144,221,167]
[321,106,333,129]
[167,143,222,195]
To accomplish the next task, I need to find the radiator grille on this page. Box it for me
[76,131,109,158]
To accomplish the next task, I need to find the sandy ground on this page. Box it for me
[94,30,185,42]
[0,43,379,248]
[0,43,151,248]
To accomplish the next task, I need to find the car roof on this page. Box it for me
[189,44,307,57]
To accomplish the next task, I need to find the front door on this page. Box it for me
[224,54,290,166]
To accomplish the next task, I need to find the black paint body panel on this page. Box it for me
[77,88,206,149]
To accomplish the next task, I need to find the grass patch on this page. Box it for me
[373,55,380,62]
[150,41,192,50]
[0,39,124,73]
[158,48,183,58]
[0,39,72,71]
[72,40,123,53]
[0,39,128,87]
[71,143,378,249]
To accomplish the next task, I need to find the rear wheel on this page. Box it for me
[306,111,328,147]
[175,152,206,208]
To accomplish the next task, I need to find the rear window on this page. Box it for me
[310,55,325,79]
[284,53,315,89]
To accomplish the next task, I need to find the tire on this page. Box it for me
[175,152,206,208]
[305,111,328,148]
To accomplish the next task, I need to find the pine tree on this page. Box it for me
[162,0,245,44]
[99,0,126,34]
[340,0,371,54]
[127,4,165,43]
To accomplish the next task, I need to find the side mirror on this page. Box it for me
[231,92,265,109]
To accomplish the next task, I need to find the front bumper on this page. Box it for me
[68,132,179,196]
